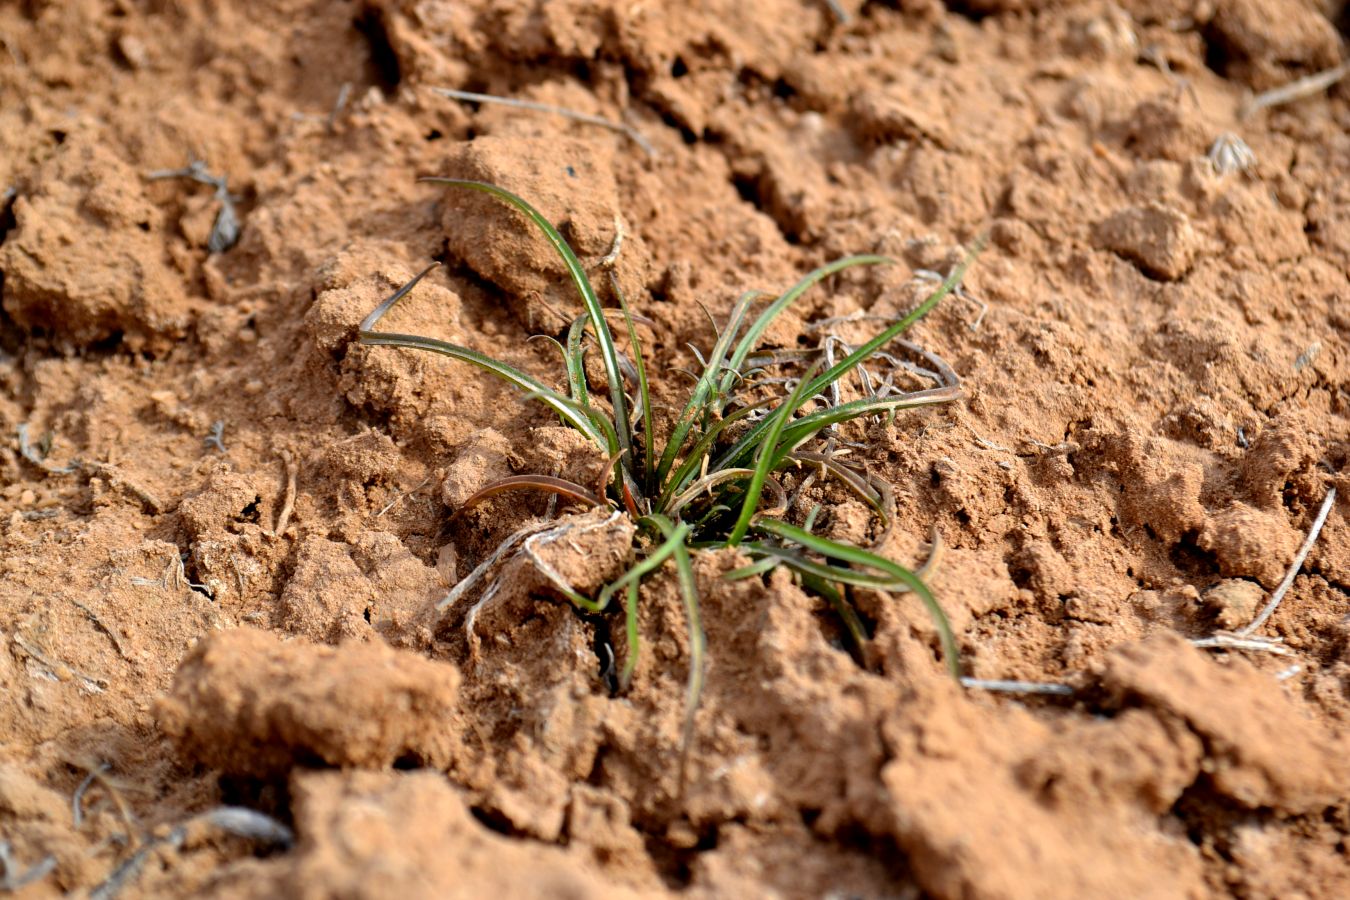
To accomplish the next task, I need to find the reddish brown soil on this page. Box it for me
[2,1,1350,897]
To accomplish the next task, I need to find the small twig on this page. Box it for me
[70,599,129,660]
[464,580,502,653]
[521,510,625,600]
[16,424,76,474]
[1236,486,1336,637]
[915,267,988,331]
[960,677,1075,696]
[146,159,241,253]
[329,82,351,130]
[168,555,211,595]
[88,806,291,900]
[271,450,298,537]
[1139,43,1199,106]
[599,215,626,269]
[12,633,109,692]
[430,86,656,157]
[822,0,850,24]
[89,830,182,900]
[1190,634,1291,655]
[1240,63,1350,119]
[375,476,431,517]
[73,762,112,829]
[1275,664,1302,681]
[0,841,57,893]
[191,807,294,848]
[438,520,554,613]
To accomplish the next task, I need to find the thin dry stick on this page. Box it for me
[438,520,554,612]
[431,87,656,157]
[1191,634,1290,655]
[599,215,626,269]
[960,677,1075,696]
[73,763,111,829]
[376,476,431,517]
[1240,63,1350,118]
[0,841,57,893]
[70,599,129,660]
[272,450,298,536]
[1236,486,1336,637]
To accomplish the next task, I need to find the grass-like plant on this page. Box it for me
[359,180,981,780]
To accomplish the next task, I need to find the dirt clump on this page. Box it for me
[157,628,463,776]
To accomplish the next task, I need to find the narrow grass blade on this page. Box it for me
[723,555,782,580]
[595,519,690,627]
[453,475,603,516]
[565,314,590,407]
[620,580,640,690]
[801,238,984,403]
[610,271,654,490]
[737,541,899,590]
[773,386,961,456]
[720,256,892,402]
[752,518,960,678]
[644,513,705,794]
[717,384,959,472]
[422,179,634,462]
[715,238,984,469]
[360,329,608,450]
[654,290,763,491]
[360,262,441,332]
[665,468,754,517]
[656,398,774,512]
[726,362,821,546]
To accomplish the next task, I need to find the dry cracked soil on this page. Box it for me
[2,0,1350,897]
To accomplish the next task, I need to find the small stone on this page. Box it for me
[1198,503,1299,588]
[1095,203,1198,280]
[1203,579,1265,630]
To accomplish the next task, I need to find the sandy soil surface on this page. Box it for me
[2,0,1349,897]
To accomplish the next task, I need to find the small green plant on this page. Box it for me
[360,180,981,780]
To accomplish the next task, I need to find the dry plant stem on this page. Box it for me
[1240,62,1350,118]
[70,599,129,659]
[204,420,226,452]
[272,450,298,536]
[88,806,291,900]
[0,841,57,893]
[376,476,431,517]
[520,511,627,606]
[16,423,76,473]
[72,762,112,828]
[454,475,603,517]
[430,87,656,157]
[1191,634,1291,655]
[1236,486,1336,637]
[92,766,138,841]
[599,215,625,269]
[960,677,1075,697]
[12,632,108,692]
[437,520,555,613]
